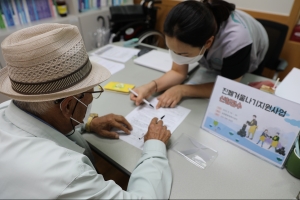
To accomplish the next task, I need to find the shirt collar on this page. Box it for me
[5,101,85,154]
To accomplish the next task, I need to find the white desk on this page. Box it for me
[83,44,300,199]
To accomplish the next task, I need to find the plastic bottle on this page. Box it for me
[290,18,300,42]
[56,0,68,17]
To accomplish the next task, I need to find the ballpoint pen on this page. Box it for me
[129,88,154,108]
[139,115,166,140]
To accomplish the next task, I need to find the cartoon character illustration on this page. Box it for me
[246,115,258,140]
[256,129,269,147]
[268,132,280,150]
[275,146,286,156]
[237,123,247,137]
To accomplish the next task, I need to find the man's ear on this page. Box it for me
[60,97,75,119]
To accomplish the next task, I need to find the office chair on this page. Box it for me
[252,19,288,80]
[108,0,164,47]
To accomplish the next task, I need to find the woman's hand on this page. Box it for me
[90,114,132,139]
[156,85,183,109]
[130,81,156,106]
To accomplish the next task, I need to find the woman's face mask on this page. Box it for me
[169,46,206,65]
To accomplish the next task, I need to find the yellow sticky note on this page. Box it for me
[104,82,135,93]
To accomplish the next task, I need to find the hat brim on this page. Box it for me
[0,61,111,102]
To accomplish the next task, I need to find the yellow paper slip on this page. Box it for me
[104,82,135,93]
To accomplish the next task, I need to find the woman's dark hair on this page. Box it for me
[164,0,235,48]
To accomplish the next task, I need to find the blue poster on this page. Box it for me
[202,76,299,168]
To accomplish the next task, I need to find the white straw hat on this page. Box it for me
[0,23,111,102]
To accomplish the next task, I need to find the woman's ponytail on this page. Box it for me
[203,0,235,28]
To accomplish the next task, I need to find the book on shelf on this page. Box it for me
[78,0,132,12]
[79,0,101,12]
[0,5,6,29]
[26,0,38,21]
[22,0,31,23]
[11,0,21,25]
[1,0,15,27]
[35,0,52,19]
[0,0,59,29]
[0,4,8,28]
[16,0,29,24]
[48,0,57,18]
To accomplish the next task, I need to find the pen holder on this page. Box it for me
[285,148,300,179]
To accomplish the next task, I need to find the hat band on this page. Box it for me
[10,59,92,95]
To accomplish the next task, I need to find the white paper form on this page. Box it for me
[119,98,191,149]
[92,45,140,63]
[89,55,125,75]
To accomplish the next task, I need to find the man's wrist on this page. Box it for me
[85,113,98,132]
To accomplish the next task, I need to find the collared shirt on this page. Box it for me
[13,101,95,163]
[0,101,172,199]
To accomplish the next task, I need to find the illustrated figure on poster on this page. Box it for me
[256,129,269,147]
[275,146,286,156]
[246,115,258,140]
[268,132,280,150]
[237,123,247,137]
[213,120,219,131]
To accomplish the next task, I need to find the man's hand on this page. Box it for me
[144,117,171,144]
[90,114,132,139]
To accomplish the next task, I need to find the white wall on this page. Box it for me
[227,0,294,16]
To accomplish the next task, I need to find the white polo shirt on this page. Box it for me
[0,101,172,199]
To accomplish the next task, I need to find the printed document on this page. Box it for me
[89,55,125,75]
[118,98,191,149]
[92,45,140,63]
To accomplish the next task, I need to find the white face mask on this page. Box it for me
[60,96,91,131]
[83,103,92,124]
[169,46,206,65]
[69,96,89,127]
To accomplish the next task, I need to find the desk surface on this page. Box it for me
[83,44,300,199]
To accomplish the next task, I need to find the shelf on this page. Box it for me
[0,15,78,36]
[76,7,110,17]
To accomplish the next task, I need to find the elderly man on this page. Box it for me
[0,23,172,198]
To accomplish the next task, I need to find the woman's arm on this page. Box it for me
[130,62,188,106]
[156,76,242,108]
[154,62,188,92]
